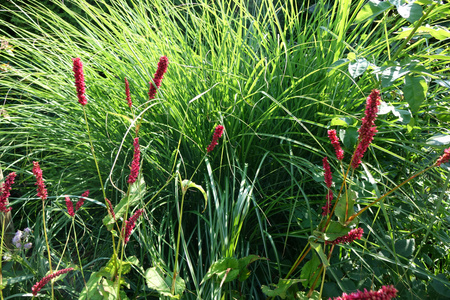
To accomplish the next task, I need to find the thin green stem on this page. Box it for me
[171,186,186,294]
[72,218,87,292]
[41,199,54,299]
[0,215,6,300]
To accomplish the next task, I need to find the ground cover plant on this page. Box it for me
[1,0,450,299]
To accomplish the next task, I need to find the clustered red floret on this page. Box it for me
[435,147,450,167]
[207,125,224,153]
[65,196,75,217]
[148,56,169,100]
[351,90,380,169]
[127,137,141,184]
[72,58,87,106]
[31,268,74,296]
[329,285,398,300]
[76,190,89,211]
[0,172,16,213]
[105,198,116,220]
[321,157,334,216]
[328,130,344,160]
[32,161,48,201]
[327,227,364,245]
[123,209,144,244]
[125,77,132,108]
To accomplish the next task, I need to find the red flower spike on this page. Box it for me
[124,209,144,244]
[76,190,89,211]
[207,125,224,153]
[148,56,169,100]
[125,77,132,108]
[435,147,450,167]
[329,284,398,300]
[328,129,344,160]
[327,227,364,245]
[351,90,381,169]
[0,172,16,213]
[105,198,116,220]
[31,268,74,296]
[127,137,140,184]
[32,162,48,201]
[323,157,333,188]
[72,58,87,106]
[65,196,75,217]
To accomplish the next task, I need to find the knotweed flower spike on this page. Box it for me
[31,268,74,296]
[0,172,16,213]
[435,147,450,167]
[65,196,75,217]
[32,162,48,201]
[207,125,224,153]
[148,56,169,100]
[76,189,89,211]
[328,129,344,160]
[127,137,140,184]
[125,77,132,108]
[327,227,363,245]
[124,209,144,244]
[321,157,333,216]
[329,284,398,300]
[351,89,381,169]
[105,198,116,220]
[72,58,87,106]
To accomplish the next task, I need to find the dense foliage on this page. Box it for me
[1,0,450,299]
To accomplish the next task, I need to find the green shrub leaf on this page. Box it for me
[354,0,392,23]
[397,3,423,23]
[403,75,427,114]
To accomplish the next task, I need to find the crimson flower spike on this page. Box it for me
[65,196,75,217]
[31,268,74,296]
[207,125,224,153]
[72,58,87,106]
[322,157,333,216]
[326,227,364,245]
[329,284,398,300]
[435,147,450,167]
[0,172,16,213]
[351,89,381,169]
[32,161,48,201]
[128,137,141,184]
[148,56,169,100]
[125,77,132,108]
[123,209,144,244]
[328,129,344,160]
[76,190,89,211]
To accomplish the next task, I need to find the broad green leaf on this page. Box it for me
[330,117,349,127]
[403,75,427,114]
[309,240,330,267]
[238,255,267,282]
[380,66,409,87]
[300,253,321,289]
[145,267,185,299]
[396,25,450,40]
[99,278,129,300]
[397,3,422,23]
[261,279,304,299]
[395,239,415,258]
[348,58,369,78]
[79,272,103,300]
[354,0,392,23]
[426,134,450,146]
[201,257,240,284]
[296,291,321,300]
[430,274,450,297]
[181,179,207,212]
[103,175,146,230]
[335,189,356,224]
[324,221,351,241]
[339,127,358,149]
